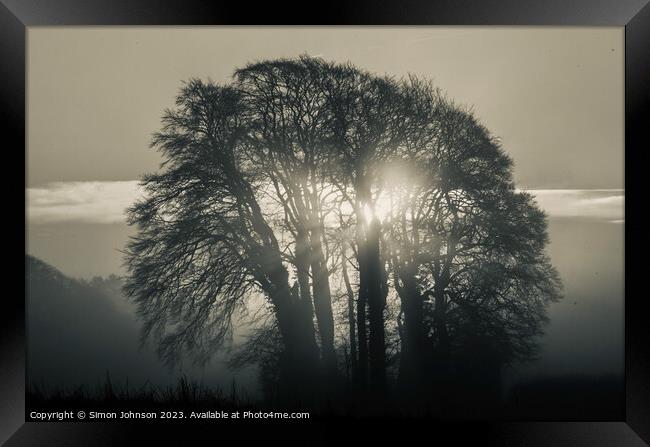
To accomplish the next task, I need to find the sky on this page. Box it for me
[26,27,623,190]
[25,27,624,385]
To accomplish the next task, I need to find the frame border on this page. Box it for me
[3,0,648,444]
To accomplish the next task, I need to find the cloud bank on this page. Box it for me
[26,181,624,225]
[526,189,624,223]
[27,181,143,224]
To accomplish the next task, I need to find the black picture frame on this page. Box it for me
[3,0,648,445]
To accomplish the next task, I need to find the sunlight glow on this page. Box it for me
[361,203,376,224]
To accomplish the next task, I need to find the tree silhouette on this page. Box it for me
[233,59,338,375]
[377,86,562,396]
[124,56,561,409]
[123,81,321,398]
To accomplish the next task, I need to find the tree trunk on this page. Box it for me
[295,229,317,342]
[354,177,387,393]
[242,182,320,399]
[356,239,369,389]
[309,224,337,373]
[365,217,386,393]
[341,243,358,383]
[257,242,320,400]
[271,282,321,400]
[397,275,426,390]
[433,285,451,378]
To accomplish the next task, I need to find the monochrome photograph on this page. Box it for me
[25,26,624,420]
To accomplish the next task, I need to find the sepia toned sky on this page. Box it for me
[27,27,623,190]
[25,27,624,384]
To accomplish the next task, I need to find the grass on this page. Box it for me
[27,375,255,413]
[26,373,624,420]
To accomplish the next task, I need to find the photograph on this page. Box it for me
[25,26,624,421]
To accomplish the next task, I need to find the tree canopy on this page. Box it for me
[124,55,561,408]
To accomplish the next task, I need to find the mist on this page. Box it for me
[27,212,624,397]
[26,256,259,398]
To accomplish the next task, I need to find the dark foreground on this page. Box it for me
[27,374,623,421]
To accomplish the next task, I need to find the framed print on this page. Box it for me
[2,0,649,445]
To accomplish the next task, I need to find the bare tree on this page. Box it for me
[317,63,413,392]
[123,81,320,396]
[379,81,562,396]
[234,58,339,374]
[124,57,561,410]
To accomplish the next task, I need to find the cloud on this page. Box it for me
[27,181,143,224]
[522,189,624,222]
[27,182,625,225]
